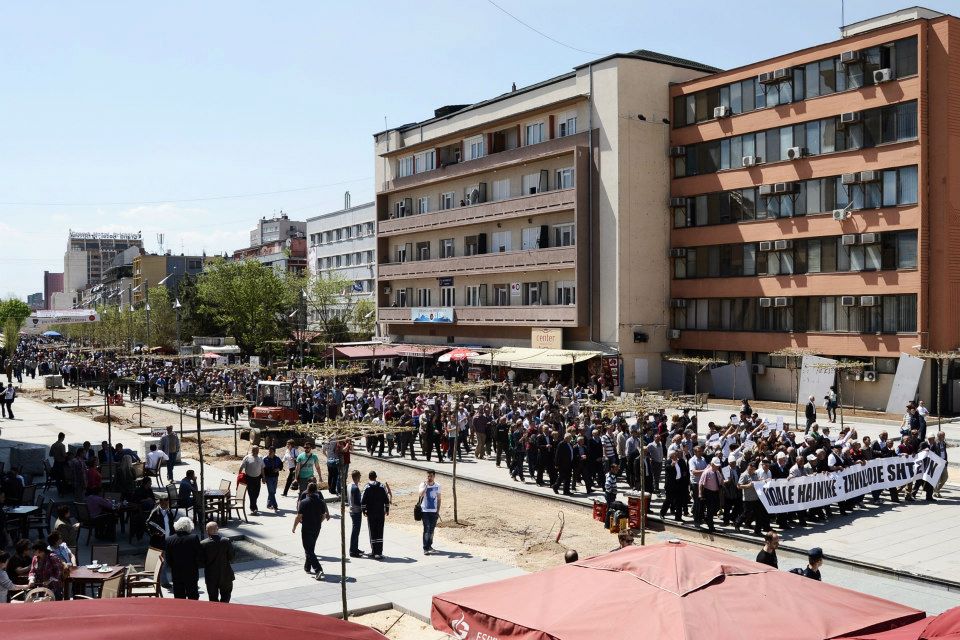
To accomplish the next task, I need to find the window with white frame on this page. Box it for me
[417,288,432,306]
[553,223,575,247]
[521,227,542,250]
[335,228,343,241]
[522,173,541,195]
[345,226,353,239]
[492,179,511,202]
[523,282,543,305]
[366,250,374,264]
[440,192,455,210]
[335,255,342,267]
[416,241,430,261]
[556,281,576,305]
[525,122,545,145]
[395,288,408,307]
[440,238,455,259]
[398,156,414,177]
[493,284,510,306]
[465,284,484,306]
[414,150,435,174]
[395,245,409,263]
[556,167,575,189]
[466,135,485,160]
[440,286,455,307]
[492,231,512,253]
[557,114,577,137]
[418,196,430,214]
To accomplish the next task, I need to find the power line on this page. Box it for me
[484,0,601,56]
[0,176,372,207]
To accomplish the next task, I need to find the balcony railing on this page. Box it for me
[378,189,575,237]
[378,246,576,279]
[378,304,577,326]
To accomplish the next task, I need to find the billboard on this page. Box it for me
[411,307,454,323]
[25,309,100,329]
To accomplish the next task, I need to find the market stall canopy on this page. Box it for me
[199,344,241,355]
[467,347,601,371]
[843,607,960,640]
[4,598,387,640]
[334,344,402,360]
[393,344,450,358]
[432,541,923,640]
[439,347,483,362]
[42,330,62,337]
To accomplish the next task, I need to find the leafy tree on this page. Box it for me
[177,274,223,341]
[351,298,376,340]
[0,298,31,329]
[298,272,353,342]
[195,259,294,354]
[145,285,177,349]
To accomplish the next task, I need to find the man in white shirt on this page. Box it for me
[145,444,169,474]
[239,446,265,515]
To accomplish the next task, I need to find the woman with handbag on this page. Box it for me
[417,469,441,555]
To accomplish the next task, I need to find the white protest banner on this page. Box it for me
[755,451,946,514]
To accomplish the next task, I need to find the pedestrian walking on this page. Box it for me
[348,470,365,558]
[262,446,283,512]
[3,383,15,419]
[159,426,180,482]
[361,470,390,560]
[804,396,817,433]
[200,522,235,603]
[49,432,67,494]
[418,470,441,555]
[293,482,329,580]
[239,445,264,514]
[164,517,202,599]
[294,442,323,496]
[281,439,299,497]
[755,531,779,568]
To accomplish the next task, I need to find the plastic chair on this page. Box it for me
[228,483,248,523]
[219,479,231,492]
[74,569,124,599]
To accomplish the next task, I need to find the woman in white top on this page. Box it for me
[281,439,300,497]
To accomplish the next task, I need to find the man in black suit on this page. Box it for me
[804,396,817,433]
[164,517,202,599]
[659,450,688,521]
[553,434,575,496]
[200,522,235,602]
[770,452,796,528]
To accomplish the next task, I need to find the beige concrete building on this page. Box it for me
[373,50,716,390]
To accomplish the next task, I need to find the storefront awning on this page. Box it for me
[393,344,450,358]
[198,344,241,355]
[467,347,601,371]
[334,345,402,360]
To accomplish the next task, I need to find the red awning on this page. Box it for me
[393,344,450,358]
[843,607,960,640]
[432,542,924,640]
[4,599,386,640]
[334,345,402,360]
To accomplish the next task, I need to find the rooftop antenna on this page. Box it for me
[344,190,351,209]
[157,233,165,255]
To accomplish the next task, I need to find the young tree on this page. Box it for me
[0,299,31,329]
[146,285,177,349]
[195,259,294,354]
[299,272,354,342]
[351,298,376,340]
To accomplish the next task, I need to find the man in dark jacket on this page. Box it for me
[804,396,817,433]
[200,522,235,602]
[164,517,202,599]
[553,433,575,496]
[361,471,390,560]
[659,450,688,521]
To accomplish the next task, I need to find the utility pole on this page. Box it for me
[144,279,151,350]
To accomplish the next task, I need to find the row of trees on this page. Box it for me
[57,259,376,356]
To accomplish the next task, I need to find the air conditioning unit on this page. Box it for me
[669,329,682,340]
[860,295,878,307]
[840,50,861,64]
[833,209,851,221]
[873,68,893,83]
[758,184,774,196]
[840,111,861,125]
[860,232,879,244]
[669,146,686,157]
[382,286,392,295]
[774,182,798,194]
[670,299,687,308]
[773,68,790,81]
[669,248,688,258]
[669,197,687,208]
[759,297,772,308]
[742,155,760,167]
[774,296,792,307]
[786,146,807,161]
[863,370,878,382]
[757,71,773,84]
[753,364,766,375]
[774,239,792,250]
[758,240,773,252]
[841,172,860,185]
[841,234,858,245]
[859,170,879,183]
[840,296,857,307]
[713,105,731,118]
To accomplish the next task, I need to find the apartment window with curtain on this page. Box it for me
[418,196,430,214]
[414,150,435,174]
[553,223,575,247]
[466,136,485,160]
[492,179,511,201]
[557,114,577,137]
[556,281,576,305]
[440,192,455,210]
[556,168,575,189]
[525,122,545,145]
[494,284,510,306]
[492,231,511,253]
[440,239,455,259]
[398,156,414,178]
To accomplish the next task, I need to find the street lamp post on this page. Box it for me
[144,279,151,350]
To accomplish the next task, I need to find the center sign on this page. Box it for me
[531,327,562,349]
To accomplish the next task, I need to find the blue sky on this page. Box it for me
[0,0,953,298]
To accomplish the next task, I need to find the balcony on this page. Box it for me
[378,189,575,237]
[383,131,588,193]
[378,304,577,326]
[378,246,576,280]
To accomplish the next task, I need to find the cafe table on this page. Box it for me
[203,489,229,526]
[3,505,39,539]
[66,564,125,599]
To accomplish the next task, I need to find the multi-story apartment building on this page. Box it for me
[306,194,376,326]
[132,253,210,304]
[234,213,308,275]
[43,271,63,310]
[668,7,957,409]
[61,231,144,306]
[374,50,716,390]
[249,212,306,247]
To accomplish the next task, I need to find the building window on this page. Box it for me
[395,288,408,307]
[465,285,485,306]
[522,172,547,195]
[440,238,455,259]
[558,114,576,137]
[493,284,510,306]
[366,250,374,264]
[417,288,432,306]
[554,223,575,247]
[466,136,485,160]
[345,226,353,239]
[525,122,545,145]
[416,241,431,261]
[440,192,455,210]
[398,156,414,178]
[521,227,543,250]
[345,254,352,266]
[418,196,430,214]
[556,168,575,189]
[492,231,511,253]
[414,150,435,174]
[556,281,576,305]
[492,179,510,201]
[522,282,547,305]
[440,286,455,307]
[335,228,343,241]
[395,244,409,263]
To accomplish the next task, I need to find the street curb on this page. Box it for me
[355,451,960,593]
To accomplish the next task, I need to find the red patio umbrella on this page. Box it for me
[843,607,960,640]
[438,347,481,363]
[5,598,387,640]
[432,541,924,640]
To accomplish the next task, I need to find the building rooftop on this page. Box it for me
[306,201,375,223]
[841,6,946,38]
[375,48,718,137]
